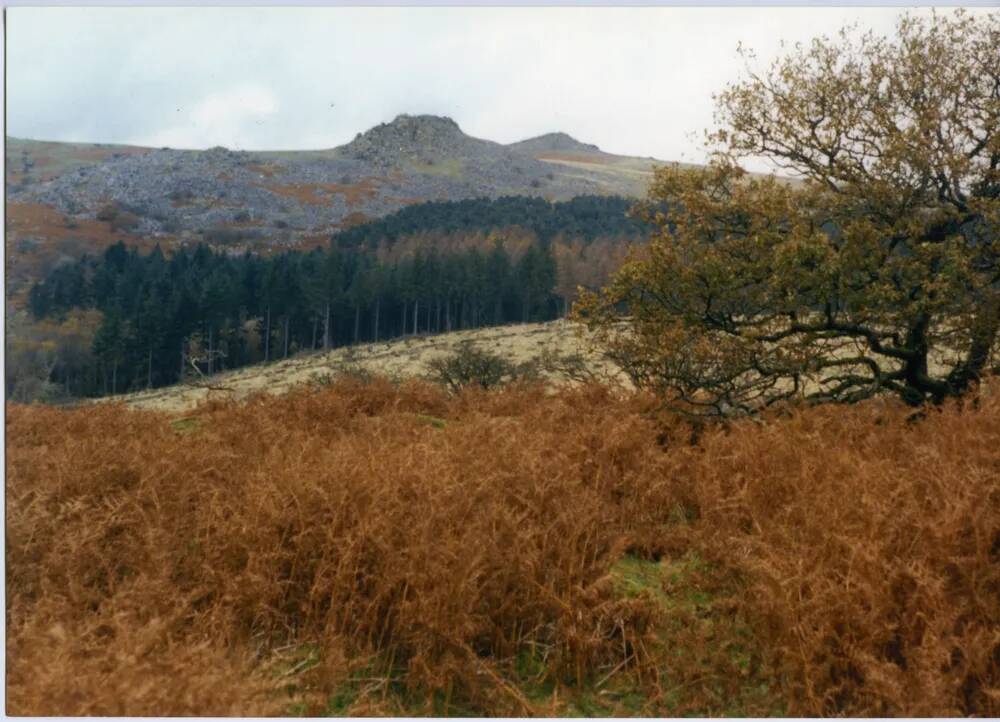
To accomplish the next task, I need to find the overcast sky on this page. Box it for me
[5,6,988,164]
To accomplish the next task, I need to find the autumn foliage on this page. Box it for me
[578,11,1000,412]
[7,377,999,715]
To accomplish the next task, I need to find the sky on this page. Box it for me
[4,6,991,165]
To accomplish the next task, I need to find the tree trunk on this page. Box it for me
[373,299,381,343]
[900,314,944,405]
[283,316,290,359]
[413,299,419,336]
[949,295,1000,394]
[323,301,331,350]
[264,306,271,362]
[112,360,118,395]
[312,315,318,350]
[354,305,361,344]
[180,336,186,380]
[401,302,407,337]
[148,345,153,389]
[446,299,452,332]
[208,326,214,375]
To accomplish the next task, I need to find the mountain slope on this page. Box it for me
[7,115,661,252]
[3,114,681,304]
[508,131,602,155]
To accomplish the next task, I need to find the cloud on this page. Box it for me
[138,84,279,149]
[6,7,989,164]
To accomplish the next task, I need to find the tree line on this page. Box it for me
[23,195,648,399]
[333,194,645,248]
[28,239,620,399]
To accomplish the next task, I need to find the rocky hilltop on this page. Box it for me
[7,115,662,248]
[508,131,602,155]
[338,114,503,167]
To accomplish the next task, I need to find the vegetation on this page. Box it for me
[427,341,529,391]
[332,194,646,248]
[24,241,557,397]
[5,309,101,402]
[577,11,1000,414]
[22,195,644,400]
[8,12,998,720]
[7,377,998,715]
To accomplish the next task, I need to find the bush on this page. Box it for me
[427,341,527,392]
[110,212,140,233]
[95,203,119,222]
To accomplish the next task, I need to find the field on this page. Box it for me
[7,368,999,716]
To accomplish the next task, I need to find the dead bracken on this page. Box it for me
[6,377,999,715]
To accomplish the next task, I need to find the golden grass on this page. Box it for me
[7,378,999,715]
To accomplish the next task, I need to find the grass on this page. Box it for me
[169,416,204,434]
[412,157,465,179]
[309,551,779,716]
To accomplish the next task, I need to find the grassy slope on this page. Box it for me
[109,320,623,413]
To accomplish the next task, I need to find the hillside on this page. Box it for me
[6,115,659,251]
[4,115,668,304]
[97,319,621,413]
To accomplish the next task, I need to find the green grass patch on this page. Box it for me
[412,157,464,179]
[277,554,781,716]
[607,551,784,716]
[169,416,203,435]
[414,413,448,429]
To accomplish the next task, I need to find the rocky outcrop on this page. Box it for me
[508,132,602,155]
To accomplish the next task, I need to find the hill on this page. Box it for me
[97,319,620,413]
[508,131,602,155]
[5,115,667,302]
[6,115,660,251]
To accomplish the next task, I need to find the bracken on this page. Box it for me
[6,377,998,715]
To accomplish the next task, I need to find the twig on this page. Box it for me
[279,656,317,678]
[595,652,636,689]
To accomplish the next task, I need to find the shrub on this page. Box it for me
[427,341,526,391]
[95,203,119,222]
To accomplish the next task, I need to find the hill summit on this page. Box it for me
[509,132,602,155]
[338,114,501,167]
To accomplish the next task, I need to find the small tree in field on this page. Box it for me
[576,11,1000,414]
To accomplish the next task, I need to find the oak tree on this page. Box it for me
[577,11,1000,413]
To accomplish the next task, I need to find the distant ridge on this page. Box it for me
[508,131,602,155]
[5,113,672,305]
